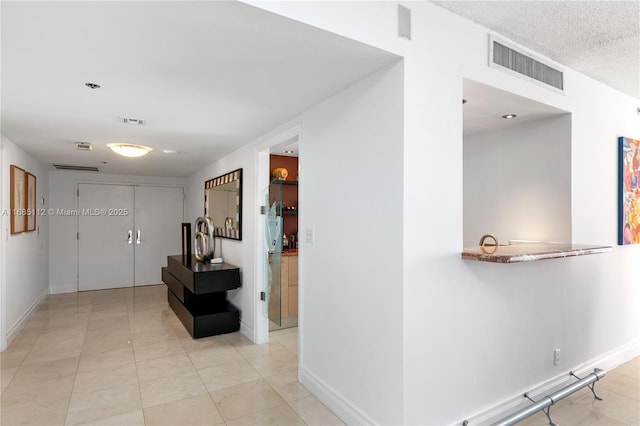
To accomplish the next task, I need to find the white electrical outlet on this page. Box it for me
[553,349,561,366]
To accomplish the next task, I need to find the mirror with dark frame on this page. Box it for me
[204,168,242,240]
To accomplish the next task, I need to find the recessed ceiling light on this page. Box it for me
[162,149,178,154]
[283,150,294,154]
[107,143,153,158]
[502,114,517,119]
[85,82,101,89]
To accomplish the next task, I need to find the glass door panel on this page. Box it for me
[263,186,282,328]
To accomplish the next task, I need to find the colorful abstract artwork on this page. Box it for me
[619,136,640,245]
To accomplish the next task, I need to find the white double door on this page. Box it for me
[78,184,184,291]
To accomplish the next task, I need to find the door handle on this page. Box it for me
[127,230,133,244]
[136,230,141,245]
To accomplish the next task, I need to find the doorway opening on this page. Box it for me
[267,148,299,331]
[255,127,301,344]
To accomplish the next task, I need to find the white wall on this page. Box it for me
[463,114,572,247]
[1,135,50,349]
[402,4,639,424]
[48,171,185,294]
[186,146,256,338]
[299,61,404,424]
[185,61,405,424]
[248,2,640,425]
[1,135,4,350]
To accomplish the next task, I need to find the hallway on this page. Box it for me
[1,285,342,425]
[1,285,638,425]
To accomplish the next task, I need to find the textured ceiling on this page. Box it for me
[432,1,640,99]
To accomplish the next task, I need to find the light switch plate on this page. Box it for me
[305,228,314,244]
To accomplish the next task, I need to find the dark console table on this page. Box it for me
[162,255,241,338]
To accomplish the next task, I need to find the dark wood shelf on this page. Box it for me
[270,180,298,185]
[163,255,241,338]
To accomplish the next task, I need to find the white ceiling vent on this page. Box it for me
[75,142,92,151]
[52,164,99,172]
[489,36,564,94]
[119,116,146,125]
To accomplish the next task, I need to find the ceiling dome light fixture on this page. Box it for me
[502,114,518,119]
[107,143,153,158]
[85,82,101,89]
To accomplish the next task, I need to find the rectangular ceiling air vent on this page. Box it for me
[119,116,145,125]
[52,164,99,172]
[489,36,564,93]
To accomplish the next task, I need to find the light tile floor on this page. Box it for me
[269,317,299,332]
[1,285,638,425]
[1,285,343,426]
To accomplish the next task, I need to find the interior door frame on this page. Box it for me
[254,125,302,345]
[0,142,5,351]
[75,181,185,291]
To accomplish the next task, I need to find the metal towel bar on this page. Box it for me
[463,368,605,426]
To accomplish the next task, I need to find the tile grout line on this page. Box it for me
[178,329,300,424]
[131,312,151,426]
[226,330,308,425]
[63,325,86,426]
[182,329,230,424]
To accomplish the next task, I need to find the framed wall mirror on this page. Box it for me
[205,168,243,240]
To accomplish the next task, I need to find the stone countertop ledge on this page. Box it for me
[461,243,613,263]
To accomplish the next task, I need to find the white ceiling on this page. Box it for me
[1,2,398,177]
[5,2,637,178]
[463,79,569,137]
[432,0,640,100]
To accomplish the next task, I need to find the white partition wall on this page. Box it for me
[241,2,640,424]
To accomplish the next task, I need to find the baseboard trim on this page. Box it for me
[49,285,77,294]
[300,366,376,426]
[6,288,49,347]
[240,320,254,342]
[460,339,640,425]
